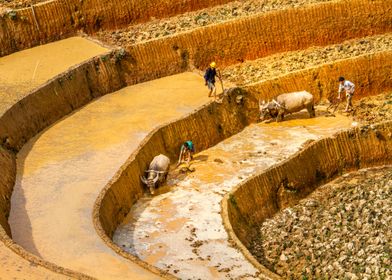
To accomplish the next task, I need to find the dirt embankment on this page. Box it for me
[352,92,392,125]
[96,0,332,46]
[222,34,392,86]
[0,0,45,9]
[250,167,391,279]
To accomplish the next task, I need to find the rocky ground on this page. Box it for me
[352,92,392,125]
[250,167,392,279]
[221,34,392,86]
[96,0,331,46]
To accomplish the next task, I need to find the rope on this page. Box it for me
[272,99,284,109]
[144,170,167,174]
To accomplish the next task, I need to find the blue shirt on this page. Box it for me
[204,67,217,83]
[184,141,194,152]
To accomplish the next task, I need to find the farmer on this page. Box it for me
[204,62,221,101]
[177,140,195,166]
[337,76,355,112]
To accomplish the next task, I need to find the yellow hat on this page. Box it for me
[210,62,216,68]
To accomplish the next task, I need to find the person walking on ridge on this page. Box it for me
[204,62,222,102]
[337,76,355,112]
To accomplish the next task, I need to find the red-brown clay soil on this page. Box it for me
[0,0,45,9]
[96,0,332,46]
[352,92,392,125]
[221,34,392,86]
[1,0,391,278]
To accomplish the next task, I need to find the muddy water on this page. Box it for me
[0,37,108,114]
[9,72,210,279]
[114,110,353,279]
[0,240,69,279]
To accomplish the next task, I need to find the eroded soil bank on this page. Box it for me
[114,108,353,279]
[222,34,392,86]
[0,0,46,9]
[251,166,391,279]
[9,72,209,279]
[96,0,331,46]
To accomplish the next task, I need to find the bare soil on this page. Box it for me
[250,167,392,279]
[96,0,332,46]
[222,34,392,86]
[352,92,392,125]
[0,0,45,9]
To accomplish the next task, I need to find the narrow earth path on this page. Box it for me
[114,109,353,279]
[9,72,210,279]
[0,37,108,114]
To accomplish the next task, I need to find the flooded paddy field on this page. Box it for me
[0,37,108,114]
[251,166,391,279]
[114,109,353,279]
[8,72,209,279]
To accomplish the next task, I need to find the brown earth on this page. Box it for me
[352,92,392,125]
[250,166,391,279]
[222,34,392,86]
[0,0,45,9]
[0,0,391,279]
[96,0,332,46]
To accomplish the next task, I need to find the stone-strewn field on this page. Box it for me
[0,0,44,9]
[222,34,392,86]
[250,167,392,280]
[96,0,331,45]
[353,92,392,125]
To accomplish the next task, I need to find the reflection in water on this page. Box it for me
[114,109,353,279]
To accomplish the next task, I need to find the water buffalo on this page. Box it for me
[141,154,170,194]
[260,91,315,122]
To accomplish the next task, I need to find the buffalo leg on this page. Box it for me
[307,104,316,118]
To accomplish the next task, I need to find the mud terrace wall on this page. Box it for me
[0,0,234,56]
[2,1,391,58]
[223,121,392,278]
[120,0,392,83]
[0,0,391,274]
[245,51,392,103]
[0,147,15,236]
